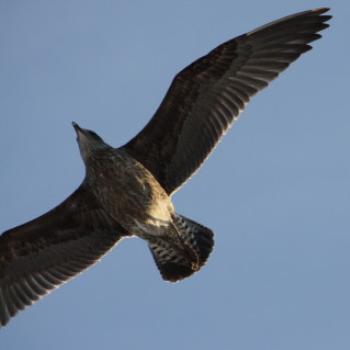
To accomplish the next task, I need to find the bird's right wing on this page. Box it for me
[0,184,127,327]
[124,8,331,194]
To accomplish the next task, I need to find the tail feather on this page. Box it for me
[173,214,214,265]
[149,214,214,282]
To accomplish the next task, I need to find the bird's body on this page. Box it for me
[81,146,202,265]
[85,147,174,234]
[74,131,208,269]
[0,8,331,327]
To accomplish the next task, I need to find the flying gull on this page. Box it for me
[0,8,331,327]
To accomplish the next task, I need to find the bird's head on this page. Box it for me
[72,122,111,163]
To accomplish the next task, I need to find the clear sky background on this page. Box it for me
[0,1,349,349]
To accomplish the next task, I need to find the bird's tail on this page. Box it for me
[148,214,214,282]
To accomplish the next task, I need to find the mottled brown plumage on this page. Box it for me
[0,8,330,327]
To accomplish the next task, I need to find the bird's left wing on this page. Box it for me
[123,8,331,194]
[0,184,127,327]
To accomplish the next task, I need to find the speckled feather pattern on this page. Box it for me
[85,148,174,233]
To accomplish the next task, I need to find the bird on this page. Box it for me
[0,8,331,327]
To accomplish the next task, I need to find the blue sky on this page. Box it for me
[1,1,349,349]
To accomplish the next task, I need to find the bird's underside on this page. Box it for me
[0,8,331,327]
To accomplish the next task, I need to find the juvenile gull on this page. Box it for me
[0,8,331,327]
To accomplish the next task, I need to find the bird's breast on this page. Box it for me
[87,150,174,232]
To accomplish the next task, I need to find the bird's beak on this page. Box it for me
[72,121,83,136]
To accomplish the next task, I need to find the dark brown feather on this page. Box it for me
[124,8,331,194]
[0,184,127,326]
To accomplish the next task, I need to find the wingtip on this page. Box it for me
[312,7,330,14]
[312,7,332,23]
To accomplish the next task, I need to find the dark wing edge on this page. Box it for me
[0,185,127,327]
[123,8,331,194]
